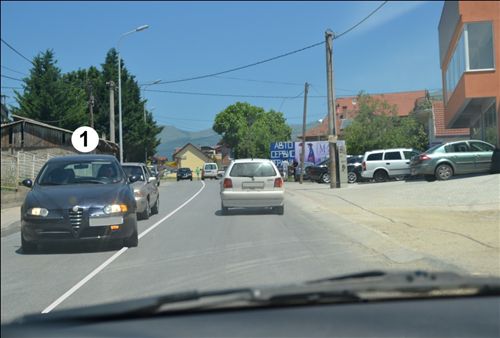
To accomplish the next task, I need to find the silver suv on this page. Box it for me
[361,148,420,182]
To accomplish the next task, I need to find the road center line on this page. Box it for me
[41,181,206,314]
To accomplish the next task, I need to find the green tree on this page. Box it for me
[213,102,292,158]
[343,93,428,154]
[13,49,87,129]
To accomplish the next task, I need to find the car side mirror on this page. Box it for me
[129,175,140,183]
[148,176,156,183]
[22,179,33,188]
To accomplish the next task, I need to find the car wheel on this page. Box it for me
[140,199,150,220]
[435,163,453,181]
[275,205,284,215]
[202,177,205,180]
[123,228,138,247]
[21,234,37,253]
[320,173,331,184]
[151,196,159,215]
[348,172,357,184]
[424,174,437,182]
[373,170,388,183]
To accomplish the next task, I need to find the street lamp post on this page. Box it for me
[140,80,161,164]
[117,24,149,163]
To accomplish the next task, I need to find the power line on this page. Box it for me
[334,1,389,40]
[144,88,307,99]
[213,75,304,86]
[1,65,28,76]
[1,38,34,65]
[157,40,325,85]
[1,86,23,90]
[1,74,24,82]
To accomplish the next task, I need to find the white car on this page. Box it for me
[202,162,219,180]
[361,148,420,182]
[220,159,285,215]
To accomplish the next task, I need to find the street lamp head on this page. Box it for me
[152,79,162,84]
[135,25,149,32]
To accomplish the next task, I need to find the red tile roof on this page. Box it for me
[432,101,470,137]
[302,90,428,138]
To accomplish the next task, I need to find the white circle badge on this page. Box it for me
[71,126,99,153]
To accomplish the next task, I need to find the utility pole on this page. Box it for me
[325,29,339,188]
[89,92,95,129]
[106,81,115,143]
[300,82,309,184]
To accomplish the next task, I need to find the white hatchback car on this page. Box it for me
[220,159,285,215]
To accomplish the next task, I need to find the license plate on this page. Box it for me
[89,216,123,227]
[242,182,264,189]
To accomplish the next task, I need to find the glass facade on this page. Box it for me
[445,21,495,102]
[470,102,498,147]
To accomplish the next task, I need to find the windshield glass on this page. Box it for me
[38,160,123,185]
[1,0,499,329]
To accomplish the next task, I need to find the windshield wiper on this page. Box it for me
[75,179,106,184]
[16,270,500,323]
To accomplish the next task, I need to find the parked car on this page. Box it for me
[147,165,161,186]
[177,167,193,181]
[220,159,285,215]
[293,161,315,181]
[217,166,227,178]
[361,148,421,182]
[122,163,160,220]
[20,155,139,252]
[202,162,219,180]
[347,155,364,183]
[305,159,330,183]
[410,140,495,181]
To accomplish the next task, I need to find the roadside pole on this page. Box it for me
[325,29,339,188]
[300,82,309,184]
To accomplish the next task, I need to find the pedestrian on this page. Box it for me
[282,160,289,181]
[195,167,201,180]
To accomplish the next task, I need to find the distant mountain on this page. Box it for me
[155,121,322,159]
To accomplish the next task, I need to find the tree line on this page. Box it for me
[12,49,163,162]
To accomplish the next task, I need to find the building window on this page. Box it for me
[467,21,495,70]
[444,21,495,102]
[484,103,497,146]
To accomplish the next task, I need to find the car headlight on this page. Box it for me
[28,208,49,217]
[103,204,128,214]
[134,190,144,198]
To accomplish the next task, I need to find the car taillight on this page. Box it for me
[362,161,366,171]
[419,154,431,161]
[223,178,233,189]
[274,177,283,188]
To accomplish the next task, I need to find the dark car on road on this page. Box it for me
[177,167,193,181]
[20,155,140,253]
[410,140,495,181]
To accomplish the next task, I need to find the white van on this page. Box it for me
[202,162,219,180]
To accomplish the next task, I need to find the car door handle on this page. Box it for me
[386,163,391,165]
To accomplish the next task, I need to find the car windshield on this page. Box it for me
[38,160,123,185]
[122,166,145,181]
[230,162,277,177]
[2,1,499,330]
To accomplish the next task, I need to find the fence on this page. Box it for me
[0,152,55,190]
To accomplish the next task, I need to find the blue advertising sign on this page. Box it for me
[270,142,295,169]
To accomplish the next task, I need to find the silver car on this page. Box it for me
[122,163,160,220]
[220,159,285,215]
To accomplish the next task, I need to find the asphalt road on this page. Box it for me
[1,180,427,323]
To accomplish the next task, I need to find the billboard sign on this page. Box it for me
[270,142,295,169]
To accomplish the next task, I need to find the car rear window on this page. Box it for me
[230,162,277,177]
[384,151,402,160]
[366,153,383,161]
[205,164,217,170]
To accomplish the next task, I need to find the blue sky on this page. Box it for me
[1,1,444,131]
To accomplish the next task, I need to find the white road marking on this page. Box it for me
[41,181,206,314]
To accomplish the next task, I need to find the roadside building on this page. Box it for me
[172,143,212,173]
[438,1,499,148]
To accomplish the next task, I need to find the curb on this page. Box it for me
[1,221,21,237]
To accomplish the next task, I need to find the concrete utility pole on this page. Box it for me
[89,93,95,128]
[106,81,115,143]
[300,82,309,184]
[325,29,339,188]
